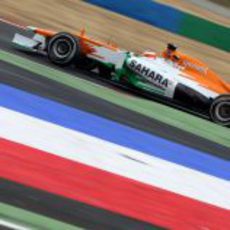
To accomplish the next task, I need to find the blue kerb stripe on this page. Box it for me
[0,84,229,180]
[86,0,183,33]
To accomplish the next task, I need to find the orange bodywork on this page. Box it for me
[33,27,118,54]
[162,50,230,94]
[33,28,56,37]
[180,54,230,94]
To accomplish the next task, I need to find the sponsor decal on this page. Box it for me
[182,60,208,74]
[128,59,169,89]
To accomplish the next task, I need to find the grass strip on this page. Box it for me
[0,202,82,230]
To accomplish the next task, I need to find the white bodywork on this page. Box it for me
[87,46,127,69]
[13,33,39,50]
[13,33,46,51]
[126,55,219,99]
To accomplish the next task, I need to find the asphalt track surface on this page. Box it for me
[0,21,229,229]
[0,179,159,230]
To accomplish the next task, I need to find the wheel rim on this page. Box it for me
[215,101,230,122]
[53,39,72,58]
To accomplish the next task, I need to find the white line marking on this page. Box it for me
[0,107,230,209]
[0,18,26,30]
[0,219,31,230]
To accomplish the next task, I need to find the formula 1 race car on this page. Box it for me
[12,26,230,126]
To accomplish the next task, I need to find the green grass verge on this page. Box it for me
[0,202,82,230]
[0,49,229,147]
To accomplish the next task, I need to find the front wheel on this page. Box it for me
[210,95,230,127]
[47,32,81,66]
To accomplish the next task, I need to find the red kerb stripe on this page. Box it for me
[0,138,229,229]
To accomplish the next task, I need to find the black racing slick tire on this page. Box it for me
[210,95,230,127]
[47,32,81,66]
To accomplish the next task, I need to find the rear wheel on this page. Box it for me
[210,95,230,126]
[47,32,81,66]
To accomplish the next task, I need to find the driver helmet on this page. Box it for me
[167,43,178,51]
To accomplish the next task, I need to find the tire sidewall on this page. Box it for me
[48,32,80,66]
[210,95,230,126]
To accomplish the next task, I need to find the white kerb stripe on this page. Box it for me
[0,219,31,230]
[0,107,229,209]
